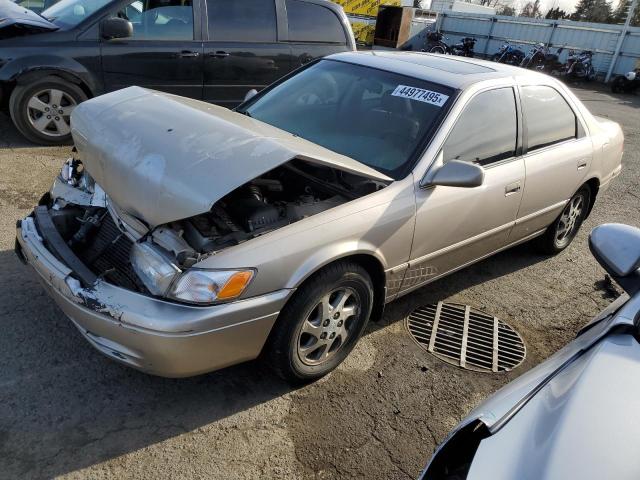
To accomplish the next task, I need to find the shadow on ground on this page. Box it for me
[0,240,547,478]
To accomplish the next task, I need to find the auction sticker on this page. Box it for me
[391,85,449,107]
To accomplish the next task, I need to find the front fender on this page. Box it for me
[0,55,98,94]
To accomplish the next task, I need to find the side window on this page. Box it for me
[522,85,578,152]
[115,0,194,40]
[443,88,517,166]
[286,0,346,44]
[207,0,277,42]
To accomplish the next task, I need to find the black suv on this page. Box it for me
[0,0,355,144]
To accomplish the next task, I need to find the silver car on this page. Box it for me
[15,52,623,381]
[420,223,640,480]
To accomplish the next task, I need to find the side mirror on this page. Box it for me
[423,159,484,188]
[244,89,258,103]
[589,224,640,295]
[101,17,133,40]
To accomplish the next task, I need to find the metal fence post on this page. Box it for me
[606,0,638,82]
[546,21,558,47]
[483,17,497,56]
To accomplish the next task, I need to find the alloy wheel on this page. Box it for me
[555,195,584,245]
[297,287,360,366]
[26,89,77,138]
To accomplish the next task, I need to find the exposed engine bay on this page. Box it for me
[48,158,387,293]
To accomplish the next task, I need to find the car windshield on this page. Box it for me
[42,0,112,28]
[240,60,454,179]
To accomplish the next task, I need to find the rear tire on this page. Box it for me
[430,45,446,54]
[534,186,591,255]
[9,75,87,145]
[265,261,374,384]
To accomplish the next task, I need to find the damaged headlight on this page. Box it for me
[131,241,254,304]
[168,269,255,304]
[130,242,181,296]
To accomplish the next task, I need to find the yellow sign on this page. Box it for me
[334,0,401,17]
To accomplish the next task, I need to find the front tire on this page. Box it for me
[430,45,446,54]
[534,186,591,254]
[9,75,87,145]
[265,261,374,384]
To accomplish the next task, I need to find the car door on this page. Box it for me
[285,0,352,68]
[510,84,593,240]
[100,0,204,98]
[202,0,291,107]
[399,87,525,295]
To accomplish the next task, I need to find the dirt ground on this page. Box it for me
[0,85,638,480]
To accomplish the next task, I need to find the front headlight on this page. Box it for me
[130,241,254,304]
[130,242,181,296]
[168,269,254,304]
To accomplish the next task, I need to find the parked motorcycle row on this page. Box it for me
[423,33,601,82]
[493,42,596,80]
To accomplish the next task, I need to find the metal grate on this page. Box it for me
[76,214,147,293]
[406,302,526,373]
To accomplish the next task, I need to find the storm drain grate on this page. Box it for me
[406,302,526,373]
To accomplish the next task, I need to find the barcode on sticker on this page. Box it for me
[391,85,449,107]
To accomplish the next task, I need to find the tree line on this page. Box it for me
[493,0,639,25]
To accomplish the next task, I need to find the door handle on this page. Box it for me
[177,50,200,58]
[505,181,521,196]
[577,159,588,170]
[209,51,230,58]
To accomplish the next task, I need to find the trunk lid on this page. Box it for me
[70,86,392,228]
[0,1,58,38]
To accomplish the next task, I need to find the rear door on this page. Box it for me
[285,0,352,68]
[100,0,204,98]
[510,84,593,240]
[202,0,291,106]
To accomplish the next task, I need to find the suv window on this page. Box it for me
[522,86,578,151]
[443,88,517,166]
[286,0,346,44]
[115,0,193,40]
[207,0,277,42]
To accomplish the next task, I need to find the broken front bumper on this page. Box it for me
[15,212,292,378]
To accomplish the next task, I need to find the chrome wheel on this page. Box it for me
[26,89,77,138]
[297,287,360,366]
[556,194,585,245]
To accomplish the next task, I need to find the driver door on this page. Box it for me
[400,87,525,294]
[100,0,204,98]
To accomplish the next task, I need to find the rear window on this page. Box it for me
[286,0,346,44]
[522,85,578,151]
[207,0,277,42]
[241,60,454,179]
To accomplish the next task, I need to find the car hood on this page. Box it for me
[70,86,392,228]
[0,1,58,38]
[467,333,640,480]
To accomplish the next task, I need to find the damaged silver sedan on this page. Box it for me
[16,52,623,381]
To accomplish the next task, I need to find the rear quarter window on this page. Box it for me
[522,85,579,152]
[286,0,346,44]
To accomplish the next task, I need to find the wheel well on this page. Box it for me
[14,70,94,100]
[296,254,387,323]
[583,177,600,218]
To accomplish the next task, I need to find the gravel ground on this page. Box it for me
[0,85,638,480]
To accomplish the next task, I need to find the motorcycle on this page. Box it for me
[424,31,449,54]
[520,43,548,69]
[611,69,639,94]
[450,37,476,57]
[565,50,595,81]
[491,42,526,66]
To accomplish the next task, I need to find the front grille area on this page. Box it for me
[76,213,146,293]
[406,302,526,373]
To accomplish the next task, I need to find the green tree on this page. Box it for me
[570,0,614,23]
[545,6,569,18]
[496,4,517,15]
[612,0,640,25]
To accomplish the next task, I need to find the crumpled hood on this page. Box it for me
[71,86,391,228]
[0,1,58,37]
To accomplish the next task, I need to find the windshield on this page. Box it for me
[42,0,111,28]
[241,60,454,179]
